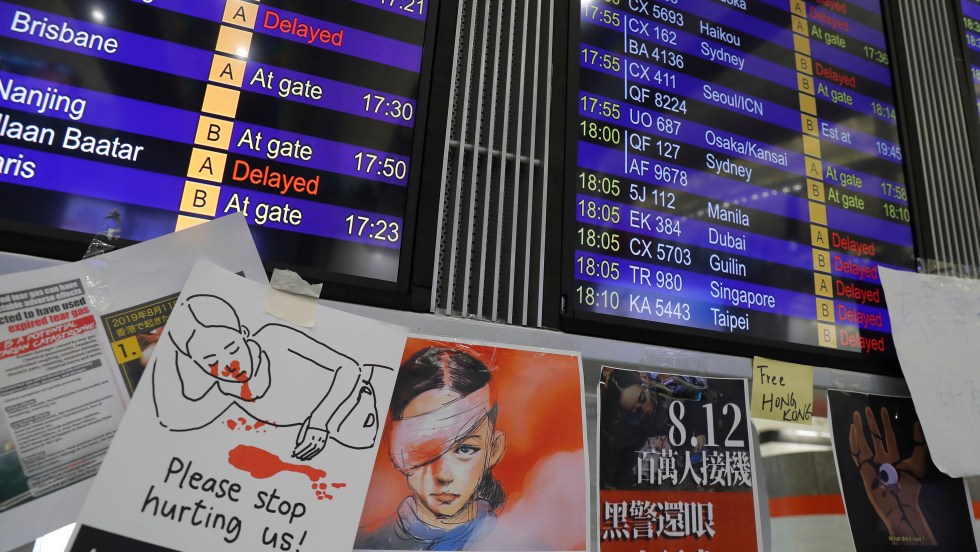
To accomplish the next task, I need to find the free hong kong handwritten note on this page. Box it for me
[750,357,813,425]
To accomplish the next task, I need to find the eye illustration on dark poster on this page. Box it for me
[828,390,978,552]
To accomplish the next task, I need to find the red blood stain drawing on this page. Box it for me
[225,418,266,432]
[313,486,333,500]
[221,359,245,380]
[229,445,346,501]
[215,360,253,400]
[228,445,325,481]
[313,482,346,500]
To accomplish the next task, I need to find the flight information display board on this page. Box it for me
[0,0,434,287]
[962,0,980,120]
[566,0,916,358]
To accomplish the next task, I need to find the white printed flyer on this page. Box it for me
[0,214,266,551]
[68,260,409,552]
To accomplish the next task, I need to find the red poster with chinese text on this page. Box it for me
[598,367,761,552]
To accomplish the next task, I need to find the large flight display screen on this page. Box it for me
[566,0,916,357]
[0,0,434,287]
[962,0,980,120]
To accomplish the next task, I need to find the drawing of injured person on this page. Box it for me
[150,294,387,461]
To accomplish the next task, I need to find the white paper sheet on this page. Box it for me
[879,266,980,477]
[69,260,409,552]
[0,215,265,551]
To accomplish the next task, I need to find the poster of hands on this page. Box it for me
[827,390,977,551]
[67,261,409,551]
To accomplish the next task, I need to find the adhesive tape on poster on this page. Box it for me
[264,269,321,327]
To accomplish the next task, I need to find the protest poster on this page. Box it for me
[598,366,761,552]
[0,214,265,550]
[828,390,977,551]
[68,260,409,551]
[355,338,589,551]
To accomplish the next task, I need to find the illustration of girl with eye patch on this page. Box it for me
[355,346,507,551]
[150,294,385,461]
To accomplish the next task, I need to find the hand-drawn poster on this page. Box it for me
[827,390,977,551]
[598,366,761,552]
[0,214,266,551]
[354,338,589,551]
[67,260,409,551]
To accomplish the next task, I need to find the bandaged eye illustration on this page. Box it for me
[356,340,588,551]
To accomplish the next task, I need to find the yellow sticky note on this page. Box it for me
[751,357,814,424]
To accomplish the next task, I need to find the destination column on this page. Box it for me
[790,0,837,350]
[176,0,258,231]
